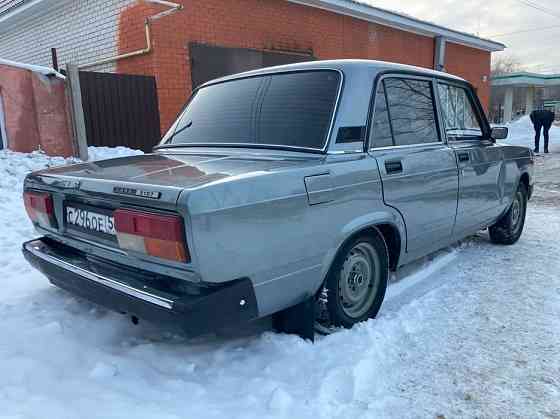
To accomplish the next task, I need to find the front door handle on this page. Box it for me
[385,160,403,174]
[458,152,470,162]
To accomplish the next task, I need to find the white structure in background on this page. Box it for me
[0,93,6,149]
[0,0,135,72]
[491,72,560,123]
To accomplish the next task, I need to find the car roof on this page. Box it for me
[199,59,467,88]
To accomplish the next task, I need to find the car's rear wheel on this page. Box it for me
[315,231,388,334]
[489,182,528,245]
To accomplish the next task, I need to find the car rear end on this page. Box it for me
[22,64,346,336]
[22,161,258,335]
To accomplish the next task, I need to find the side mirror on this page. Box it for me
[491,126,508,141]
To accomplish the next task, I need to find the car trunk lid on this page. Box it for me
[27,154,233,206]
[24,152,322,249]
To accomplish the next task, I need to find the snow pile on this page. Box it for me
[87,146,144,161]
[0,151,75,298]
[1,148,559,418]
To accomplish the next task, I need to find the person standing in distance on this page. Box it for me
[530,109,555,153]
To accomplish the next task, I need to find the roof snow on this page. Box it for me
[0,58,65,79]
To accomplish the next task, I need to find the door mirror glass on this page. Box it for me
[491,126,508,140]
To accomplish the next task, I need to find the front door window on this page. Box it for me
[438,84,484,141]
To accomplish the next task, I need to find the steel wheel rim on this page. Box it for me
[338,242,380,319]
[511,191,523,231]
[314,318,338,335]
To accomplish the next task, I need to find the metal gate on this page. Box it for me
[79,71,161,152]
[190,43,315,89]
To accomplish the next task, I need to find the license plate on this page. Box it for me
[66,206,116,236]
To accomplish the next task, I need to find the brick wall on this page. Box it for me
[445,42,491,111]
[369,24,436,69]
[116,0,491,133]
[0,0,135,72]
[0,64,74,156]
[0,65,39,152]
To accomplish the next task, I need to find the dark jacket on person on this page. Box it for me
[530,110,555,127]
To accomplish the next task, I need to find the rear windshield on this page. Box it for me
[165,70,341,150]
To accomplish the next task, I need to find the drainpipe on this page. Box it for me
[78,0,183,70]
[433,36,446,72]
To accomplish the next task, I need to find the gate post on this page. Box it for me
[65,63,89,161]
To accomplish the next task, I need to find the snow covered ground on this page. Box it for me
[1,126,559,419]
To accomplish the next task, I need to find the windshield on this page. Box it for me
[164,70,341,150]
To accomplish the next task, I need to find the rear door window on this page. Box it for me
[369,83,394,148]
[437,83,484,141]
[383,78,440,146]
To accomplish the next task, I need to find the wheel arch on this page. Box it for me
[316,221,403,297]
[340,223,402,271]
[375,223,402,271]
[519,172,531,199]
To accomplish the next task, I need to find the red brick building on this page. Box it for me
[118,0,504,133]
[0,0,504,142]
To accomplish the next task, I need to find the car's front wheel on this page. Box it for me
[315,231,388,334]
[489,182,528,245]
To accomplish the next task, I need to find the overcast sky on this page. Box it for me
[364,0,560,73]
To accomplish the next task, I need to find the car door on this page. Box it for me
[369,76,459,259]
[436,81,505,237]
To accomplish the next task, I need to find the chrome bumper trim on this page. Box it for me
[24,241,174,309]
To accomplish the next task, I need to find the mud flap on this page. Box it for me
[272,297,315,342]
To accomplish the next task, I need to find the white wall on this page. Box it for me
[0,93,7,149]
[0,0,135,72]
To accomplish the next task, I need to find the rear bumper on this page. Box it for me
[23,238,258,335]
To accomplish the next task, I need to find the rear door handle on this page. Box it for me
[385,160,403,174]
[458,152,470,162]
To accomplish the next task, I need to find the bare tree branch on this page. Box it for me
[491,55,524,77]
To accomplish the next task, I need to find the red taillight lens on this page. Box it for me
[23,191,57,228]
[114,209,190,263]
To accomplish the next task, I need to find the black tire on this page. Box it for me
[489,183,528,245]
[315,231,388,334]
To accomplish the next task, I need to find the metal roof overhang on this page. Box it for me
[492,73,560,88]
[287,0,505,52]
[0,0,65,33]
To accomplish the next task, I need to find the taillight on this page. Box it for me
[114,209,190,263]
[23,191,57,229]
